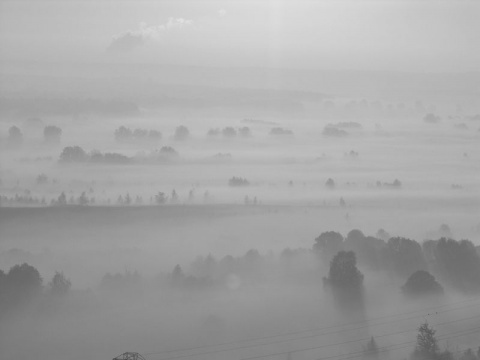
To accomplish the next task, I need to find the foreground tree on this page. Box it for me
[325,251,364,288]
[411,322,439,360]
[402,270,443,297]
[324,251,365,319]
[362,337,380,359]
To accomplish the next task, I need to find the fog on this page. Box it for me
[1,1,480,360]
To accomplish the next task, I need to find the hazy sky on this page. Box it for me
[0,0,479,72]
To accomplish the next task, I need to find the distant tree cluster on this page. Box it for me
[59,146,132,164]
[174,125,190,141]
[314,229,480,295]
[424,113,442,124]
[207,126,252,138]
[328,121,362,129]
[323,126,348,137]
[43,125,62,143]
[7,125,23,147]
[270,127,294,136]
[0,191,48,207]
[169,249,272,290]
[376,179,402,188]
[100,270,141,294]
[228,176,250,187]
[114,126,161,142]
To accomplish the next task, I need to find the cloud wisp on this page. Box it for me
[107,17,194,54]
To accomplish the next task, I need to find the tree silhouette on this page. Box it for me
[402,270,443,297]
[325,251,364,288]
[411,322,438,360]
[363,336,379,359]
[313,231,344,260]
[44,125,62,143]
[174,125,190,141]
[48,271,71,297]
[59,146,88,162]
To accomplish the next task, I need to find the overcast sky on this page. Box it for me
[0,0,479,72]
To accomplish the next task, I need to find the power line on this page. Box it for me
[240,326,480,360]
[146,308,480,360]
[143,296,480,357]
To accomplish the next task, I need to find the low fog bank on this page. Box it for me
[1,226,480,360]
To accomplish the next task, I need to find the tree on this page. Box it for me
[48,271,71,296]
[363,337,379,359]
[345,230,386,270]
[313,231,344,259]
[402,270,443,297]
[411,322,439,360]
[174,125,190,141]
[5,263,43,305]
[228,177,250,187]
[384,237,427,278]
[423,113,441,124]
[171,265,185,286]
[459,348,479,360]
[238,126,251,137]
[170,189,179,203]
[155,192,167,205]
[57,191,67,206]
[36,173,48,185]
[325,251,364,288]
[433,238,480,293]
[78,192,89,206]
[59,146,88,162]
[325,178,335,189]
[8,125,23,147]
[222,127,237,138]
[44,125,62,143]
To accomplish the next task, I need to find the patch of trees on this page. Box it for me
[228,176,250,187]
[208,126,252,138]
[314,229,480,294]
[100,270,141,294]
[376,179,402,188]
[36,173,48,185]
[90,150,131,164]
[114,126,161,142]
[345,150,359,158]
[270,127,294,136]
[7,126,23,147]
[328,121,362,129]
[424,113,442,124]
[43,125,62,143]
[402,270,443,297]
[424,238,480,293]
[59,146,131,164]
[323,251,364,288]
[0,191,47,207]
[325,178,336,189]
[169,264,214,291]
[174,125,190,141]
[314,230,427,277]
[323,126,348,137]
[0,263,71,317]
